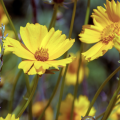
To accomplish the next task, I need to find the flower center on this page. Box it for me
[34,48,49,61]
[101,22,120,44]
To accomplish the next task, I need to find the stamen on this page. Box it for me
[34,48,49,61]
[101,22,120,44]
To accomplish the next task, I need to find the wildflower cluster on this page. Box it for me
[1,0,120,120]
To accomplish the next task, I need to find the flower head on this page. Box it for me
[32,101,53,120]
[58,94,96,120]
[4,23,75,75]
[0,114,19,120]
[79,0,120,62]
[62,52,89,85]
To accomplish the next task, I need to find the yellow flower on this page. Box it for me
[62,52,89,85]
[79,0,120,62]
[0,114,19,120]
[58,94,96,120]
[4,23,75,75]
[32,101,53,120]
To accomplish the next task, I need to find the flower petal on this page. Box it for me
[48,39,75,60]
[40,27,55,48]
[18,60,35,73]
[82,41,114,61]
[45,56,74,68]
[91,6,111,26]
[79,28,101,44]
[106,0,120,22]
[4,37,36,60]
[20,23,48,53]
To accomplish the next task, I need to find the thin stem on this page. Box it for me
[16,75,39,117]
[68,0,77,38]
[85,66,120,116]
[48,4,58,31]
[0,0,19,41]
[55,65,68,120]
[101,86,120,120]
[84,0,90,25]
[37,68,63,120]
[24,74,32,120]
[96,102,120,120]
[101,54,120,120]
[12,75,38,117]
[70,44,83,120]
[9,70,22,113]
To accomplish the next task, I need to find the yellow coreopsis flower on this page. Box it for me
[4,23,75,75]
[0,114,19,120]
[79,0,120,62]
[58,94,96,120]
[32,101,53,120]
[62,52,89,85]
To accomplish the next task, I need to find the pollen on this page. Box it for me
[101,22,120,44]
[34,48,49,61]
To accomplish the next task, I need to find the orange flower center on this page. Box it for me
[34,48,49,61]
[101,22,120,44]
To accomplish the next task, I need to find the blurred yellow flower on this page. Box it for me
[62,52,89,85]
[0,114,19,120]
[32,101,53,120]
[4,23,75,75]
[109,105,120,120]
[79,0,120,62]
[58,94,96,120]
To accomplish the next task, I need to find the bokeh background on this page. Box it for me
[1,0,120,120]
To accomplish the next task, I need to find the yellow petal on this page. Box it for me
[106,0,120,22]
[113,34,120,52]
[92,6,111,25]
[48,39,75,60]
[20,23,48,53]
[18,60,35,73]
[79,28,101,44]
[45,56,74,68]
[4,37,36,60]
[27,66,37,75]
[82,41,113,61]
[40,27,55,48]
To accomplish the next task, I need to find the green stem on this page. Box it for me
[37,68,63,120]
[70,44,83,120]
[84,0,90,25]
[48,4,58,31]
[101,54,120,120]
[96,102,120,120]
[55,64,68,120]
[101,86,120,120]
[68,0,77,38]
[12,75,38,117]
[16,75,39,117]
[9,70,22,113]
[0,0,19,41]
[12,75,36,116]
[24,74,32,120]
[85,66,120,116]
